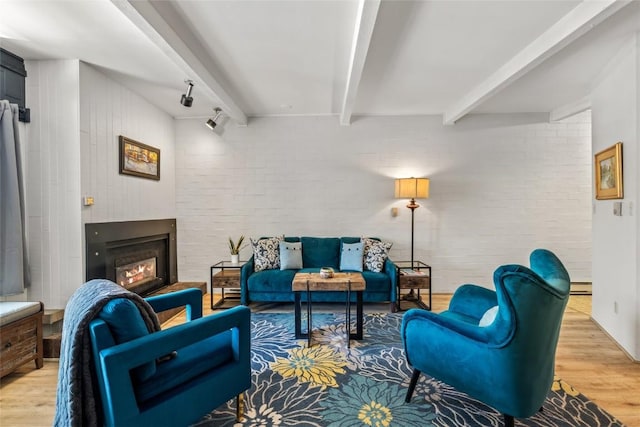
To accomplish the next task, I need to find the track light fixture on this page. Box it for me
[180,80,194,107]
[206,108,223,130]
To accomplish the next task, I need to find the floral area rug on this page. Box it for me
[194,312,622,427]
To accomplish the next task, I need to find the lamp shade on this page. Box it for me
[395,178,429,199]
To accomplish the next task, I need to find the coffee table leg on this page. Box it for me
[306,282,312,347]
[294,291,302,338]
[356,290,363,340]
[347,282,352,348]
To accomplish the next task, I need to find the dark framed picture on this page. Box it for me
[119,136,160,181]
[594,142,623,200]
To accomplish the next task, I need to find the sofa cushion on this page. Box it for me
[99,298,155,382]
[248,269,298,292]
[280,241,303,270]
[362,238,392,273]
[340,242,364,272]
[135,331,233,404]
[251,236,283,271]
[301,237,340,269]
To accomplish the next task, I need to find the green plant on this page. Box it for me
[228,235,245,255]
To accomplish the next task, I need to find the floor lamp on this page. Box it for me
[395,177,430,301]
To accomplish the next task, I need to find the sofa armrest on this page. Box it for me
[240,257,255,305]
[384,258,398,305]
[145,288,203,321]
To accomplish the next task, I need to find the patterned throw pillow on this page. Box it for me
[251,236,284,271]
[362,237,392,273]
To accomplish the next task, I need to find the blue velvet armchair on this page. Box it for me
[89,288,251,426]
[402,249,571,427]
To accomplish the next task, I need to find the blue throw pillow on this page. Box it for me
[280,241,303,270]
[479,305,499,327]
[340,242,364,272]
[99,298,156,382]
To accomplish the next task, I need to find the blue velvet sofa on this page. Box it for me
[240,237,397,309]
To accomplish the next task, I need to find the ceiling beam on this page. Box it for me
[111,0,248,125]
[549,97,591,122]
[340,0,381,126]
[442,0,631,125]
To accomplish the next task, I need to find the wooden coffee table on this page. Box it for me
[292,272,365,348]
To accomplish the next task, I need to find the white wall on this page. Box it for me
[4,61,177,309]
[175,112,592,294]
[79,63,176,225]
[590,33,639,360]
[15,60,83,309]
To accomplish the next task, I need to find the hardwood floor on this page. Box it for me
[0,294,638,426]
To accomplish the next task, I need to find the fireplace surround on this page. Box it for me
[85,219,178,295]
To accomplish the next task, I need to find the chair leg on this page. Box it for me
[405,369,421,403]
[503,414,514,427]
[236,393,244,422]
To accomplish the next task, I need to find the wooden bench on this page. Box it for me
[0,302,44,377]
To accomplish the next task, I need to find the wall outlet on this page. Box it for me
[613,202,622,216]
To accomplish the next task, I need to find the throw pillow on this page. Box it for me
[340,242,364,271]
[362,237,392,273]
[280,241,303,270]
[251,236,283,271]
[479,305,499,327]
[99,298,156,382]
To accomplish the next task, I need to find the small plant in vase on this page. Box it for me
[228,235,245,264]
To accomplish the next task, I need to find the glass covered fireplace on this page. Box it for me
[85,219,178,296]
[116,257,157,289]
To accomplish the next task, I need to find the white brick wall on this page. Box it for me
[175,112,592,293]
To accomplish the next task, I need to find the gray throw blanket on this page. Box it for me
[53,279,161,427]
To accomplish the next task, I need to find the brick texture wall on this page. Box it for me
[176,112,592,293]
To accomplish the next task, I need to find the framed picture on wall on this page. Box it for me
[119,136,160,181]
[594,142,623,200]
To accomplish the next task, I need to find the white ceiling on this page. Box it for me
[1,0,638,126]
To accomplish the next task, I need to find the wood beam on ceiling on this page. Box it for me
[111,0,248,125]
[442,0,631,126]
[340,0,381,126]
[549,97,591,122]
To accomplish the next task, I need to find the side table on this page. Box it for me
[395,261,432,311]
[210,261,245,309]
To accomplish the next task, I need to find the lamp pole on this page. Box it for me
[404,198,419,301]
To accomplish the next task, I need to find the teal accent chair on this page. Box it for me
[89,289,251,426]
[402,249,571,427]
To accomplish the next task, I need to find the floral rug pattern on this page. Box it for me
[194,312,622,427]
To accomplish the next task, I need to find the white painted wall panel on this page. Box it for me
[5,61,177,309]
[175,113,592,295]
[591,33,639,360]
[79,62,176,286]
[20,60,82,309]
[79,63,176,225]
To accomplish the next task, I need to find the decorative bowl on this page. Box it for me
[319,267,334,279]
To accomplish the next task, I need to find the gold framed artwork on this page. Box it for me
[119,136,160,180]
[594,142,623,200]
